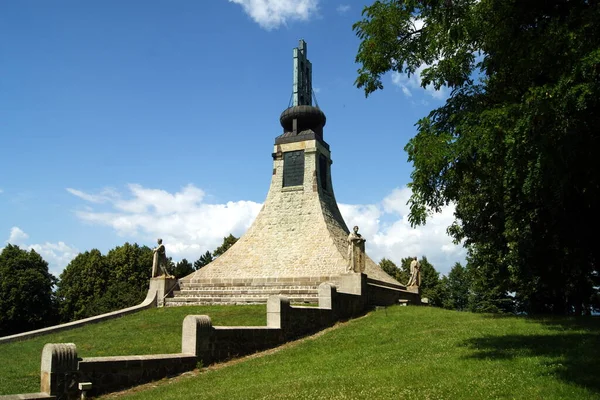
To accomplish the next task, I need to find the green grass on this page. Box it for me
[0,305,265,395]
[112,306,600,400]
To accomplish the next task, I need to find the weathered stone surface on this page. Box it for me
[40,343,78,399]
[182,139,398,286]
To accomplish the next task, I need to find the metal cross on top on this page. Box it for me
[293,39,312,107]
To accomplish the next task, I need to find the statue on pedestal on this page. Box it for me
[152,238,170,278]
[347,226,366,273]
[406,257,421,287]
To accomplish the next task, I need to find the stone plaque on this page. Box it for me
[283,150,304,187]
[319,154,328,190]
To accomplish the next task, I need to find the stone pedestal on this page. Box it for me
[148,276,178,307]
[338,273,367,296]
[406,285,420,295]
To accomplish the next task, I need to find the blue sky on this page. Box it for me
[0,0,464,277]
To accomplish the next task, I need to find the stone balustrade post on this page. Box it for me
[181,315,213,362]
[318,282,337,310]
[40,343,79,399]
[267,296,290,329]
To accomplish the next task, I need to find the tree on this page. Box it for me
[0,245,57,335]
[194,251,213,270]
[57,243,154,321]
[354,0,600,314]
[441,262,471,311]
[213,234,238,258]
[56,249,108,321]
[102,242,153,313]
[105,243,153,294]
[173,258,194,279]
[379,258,400,280]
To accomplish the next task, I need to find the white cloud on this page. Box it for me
[228,0,319,30]
[68,184,263,264]
[313,87,321,94]
[391,63,449,100]
[29,242,80,276]
[4,227,79,276]
[411,16,425,31]
[66,187,117,204]
[67,184,464,276]
[0,189,4,194]
[340,187,466,275]
[336,4,350,14]
[7,226,29,244]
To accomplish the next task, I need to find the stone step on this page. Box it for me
[165,296,318,306]
[183,277,339,287]
[173,291,318,298]
[167,293,319,300]
[174,286,318,293]
[180,282,326,288]
[177,284,320,291]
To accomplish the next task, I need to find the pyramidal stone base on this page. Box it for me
[171,135,402,305]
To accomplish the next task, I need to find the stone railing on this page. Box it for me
[1,273,414,399]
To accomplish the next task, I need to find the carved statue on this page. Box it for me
[347,226,366,273]
[152,238,170,277]
[406,257,421,287]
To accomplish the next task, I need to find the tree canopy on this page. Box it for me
[354,0,600,314]
[0,245,57,335]
[173,258,194,279]
[213,234,239,258]
[56,243,153,321]
[194,251,213,270]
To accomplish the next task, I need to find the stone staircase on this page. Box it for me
[165,279,329,306]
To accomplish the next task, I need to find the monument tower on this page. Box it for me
[170,40,403,305]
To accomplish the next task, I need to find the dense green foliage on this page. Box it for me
[194,250,213,270]
[55,249,109,321]
[442,262,471,311]
[173,258,194,279]
[378,257,399,278]
[0,245,57,336]
[0,305,266,395]
[354,0,600,314]
[112,307,600,400]
[56,243,153,322]
[213,234,239,258]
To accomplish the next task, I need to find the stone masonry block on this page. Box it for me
[267,296,290,329]
[318,282,337,310]
[40,343,79,398]
[181,315,213,357]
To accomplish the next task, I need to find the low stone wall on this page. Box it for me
[5,273,418,399]
[366,278,421,306]
[181,274,368,366]
[78,354,196,396]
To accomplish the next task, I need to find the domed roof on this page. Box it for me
[280,105,326,132]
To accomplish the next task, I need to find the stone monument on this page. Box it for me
[171,40,407,305]
[347,226,366,273]
[406,257,421,287]
[151,238,170,278]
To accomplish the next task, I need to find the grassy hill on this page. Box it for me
[2,305,599,399]
[0,305,265,395]
[113,306,600,400]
